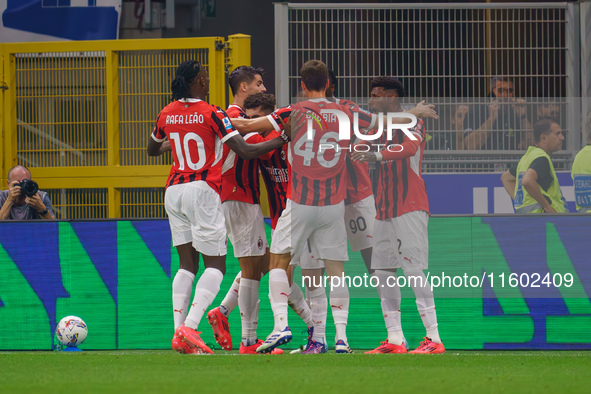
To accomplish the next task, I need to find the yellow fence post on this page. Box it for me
[208,37,227,108]
[106,49,120,218]
[1,43,4,186]
[1,44,17,186]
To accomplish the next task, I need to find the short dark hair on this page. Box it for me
[300,60,329,92]
[244,93,276,114]
[490,76,513,88]
[7,165,31,180]
[229,66,264,96]
[533,117,559,142]
[171,60,202,101]
[328,69,337,95]
[369,77,406,98]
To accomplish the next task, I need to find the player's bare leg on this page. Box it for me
[360,247,373,274]
[256,252,293,353]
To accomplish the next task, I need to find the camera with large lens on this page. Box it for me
[19,179,39,197]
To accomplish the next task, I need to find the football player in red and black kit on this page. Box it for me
[205,66,278,354]
[209,91,315,354]
[147,60,288,354]
[352,77,445,354]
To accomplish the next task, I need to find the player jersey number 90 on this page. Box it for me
[293,130,341,168]
[169,132,206,171]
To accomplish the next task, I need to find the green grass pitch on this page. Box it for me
[1,351,590,393]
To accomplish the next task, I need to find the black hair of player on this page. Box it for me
[229,66,265,96]
[370,76,406,98]
[171,60,202,101]
[328,69,337,95]
[533,117,560,143]
[244,93,276,114]
[300,60,329,92]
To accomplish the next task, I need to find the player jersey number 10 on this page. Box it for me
[169,132,207,171]
[293,130,341,168]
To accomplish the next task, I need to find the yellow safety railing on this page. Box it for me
[1,35,257,219]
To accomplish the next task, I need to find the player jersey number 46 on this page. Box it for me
[293,129,341,168]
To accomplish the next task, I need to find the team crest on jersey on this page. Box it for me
[222,117,233,130]
[257,237,264,250]
[281,150,286,160]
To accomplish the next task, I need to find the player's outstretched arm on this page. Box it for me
[232,117,277,135]
[225,132,288,160]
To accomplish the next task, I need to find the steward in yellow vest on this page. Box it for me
[571,112,591,213]
[501,118,568,213]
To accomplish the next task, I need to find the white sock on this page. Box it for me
[239,278,259,346]
[330,281,349,344]
[184,268,224,330]
[220,272,241,316]
[268,268,290,332]
[374,269,403,345]
[405,269,441,343]
[288,282,314,327]
[308,287,327,344]
[172,269,195,330]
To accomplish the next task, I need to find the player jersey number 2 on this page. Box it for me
[293,130,341,168]
[169,132,206,171]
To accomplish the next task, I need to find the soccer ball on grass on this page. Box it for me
[56,316,88,348]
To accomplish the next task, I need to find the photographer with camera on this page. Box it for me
[0,165,55,220]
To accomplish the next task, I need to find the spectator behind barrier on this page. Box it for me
[463,76,532,150]
[571,111,591,213]
[0,165,55,220]
[501,118,568,214]
[427,104,469,151]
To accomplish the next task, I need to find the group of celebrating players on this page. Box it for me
[147,58,445,355]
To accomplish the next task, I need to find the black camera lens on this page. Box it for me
[19,179,39,197]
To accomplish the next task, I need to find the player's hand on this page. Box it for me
[279,112,292,141]
[160,139,172,153]
[7,181,21,203]
[351,151,378,163]
[544,206,557,214]
[285,109,305,141]
[414,101,438,120]
[25,193,45,212]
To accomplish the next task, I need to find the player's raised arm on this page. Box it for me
[231,106,292,135]
[220,111,290,160]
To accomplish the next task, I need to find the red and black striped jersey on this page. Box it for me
[373,118,430,219]
[221,104,262,204]
[268,98,376,206]
[345,156,373,205]
[151,99,238,192]
[259,142,289,229]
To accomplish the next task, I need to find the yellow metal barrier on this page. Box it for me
[1,36,252,219]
